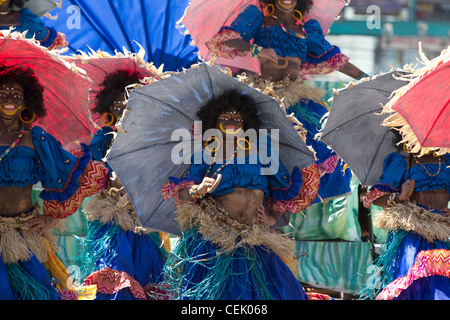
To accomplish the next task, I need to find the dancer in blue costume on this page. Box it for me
[0,65,107,300]
[362,131,450,300]
[80,70,169,300]
[0,0,67,49]
[161,89,332,300]
[207,0,367,204]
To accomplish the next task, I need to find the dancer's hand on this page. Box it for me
[257,204,276,226]
[197,174,222,195]
[258,48,278,64]
[27,215,59,236]
[440,207,450,217]
[399,179,415,201]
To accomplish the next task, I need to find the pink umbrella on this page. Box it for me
[69,45,160,125]
[0,32,92,146]
[177,0,347,73]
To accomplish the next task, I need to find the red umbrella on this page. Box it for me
[382,45,450,156]
[69,45,161,125]
[0,32,92,146]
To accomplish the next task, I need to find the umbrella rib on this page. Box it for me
[139,0,153,62]
[45,86,91,131]
[133,91,194,122]
[109,140,180,161]
[365,129,392,184]
[108,2,134,51]
[320,108,385,139]
[71,0,120,51]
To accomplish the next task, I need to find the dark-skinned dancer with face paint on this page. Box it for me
[0,65,108,300]
[80,70,170,300]
[161,89,332,300]
[205,0,367,207]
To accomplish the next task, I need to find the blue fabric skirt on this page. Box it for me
[390,233,450,300]
[82,220,168,300]
[0,255,60,300]
[165,226,307,300]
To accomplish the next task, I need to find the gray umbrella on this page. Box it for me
[320,71,409,186]
[107,63,316,235]
[13,0,59,18]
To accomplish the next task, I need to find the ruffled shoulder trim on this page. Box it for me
[32,126,91,202]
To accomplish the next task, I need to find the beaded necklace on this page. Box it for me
[413,156,442,177]
[0,126,24,162]
[272,15,306,39]
[205,148,238,179]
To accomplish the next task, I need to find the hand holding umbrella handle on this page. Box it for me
[197,174,222,195]
[399,179,415,201]
[406,179,415,198]
[206,174,222,193]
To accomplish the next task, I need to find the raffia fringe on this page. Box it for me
[83,188,154,235]
[176,198,296,259]
[375,201,450,242]
[236,73,325,143]
[381,43,450,156]
[0,206,62,264]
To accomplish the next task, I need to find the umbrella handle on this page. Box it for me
[270,57,289,69]
[406,179,415,198]
[206,174,222,194]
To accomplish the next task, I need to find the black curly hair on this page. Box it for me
[262,0,314,14]
[0,65,46,124]
[93,69,143,116]
[9,0,28,9]
[196,89,262,133]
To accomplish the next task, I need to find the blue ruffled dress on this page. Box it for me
[226,5,352,202]
[164,151,313,300]
[0,126,91,300]
[81,127,168,300]
[365,152,450,300]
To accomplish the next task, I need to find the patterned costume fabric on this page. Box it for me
[161,145,321,300]
[362,152,450,300]
[80,127,169,300]
[0,126,107,300]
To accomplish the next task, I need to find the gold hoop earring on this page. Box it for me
[264,3,275,17]
[205,136,221,153]
[19,107,36,124]
[237,138,251,151]
[403,143,412,153]
[101,112,115,126]
[293,10,303,22]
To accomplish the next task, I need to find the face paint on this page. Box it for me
[0,83,25,118]
[216,110,244,135]
[276,0,297,11]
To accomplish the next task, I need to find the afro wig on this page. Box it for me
[9,0,28,9]
[93,69,144,116]
[196,89,262,133]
